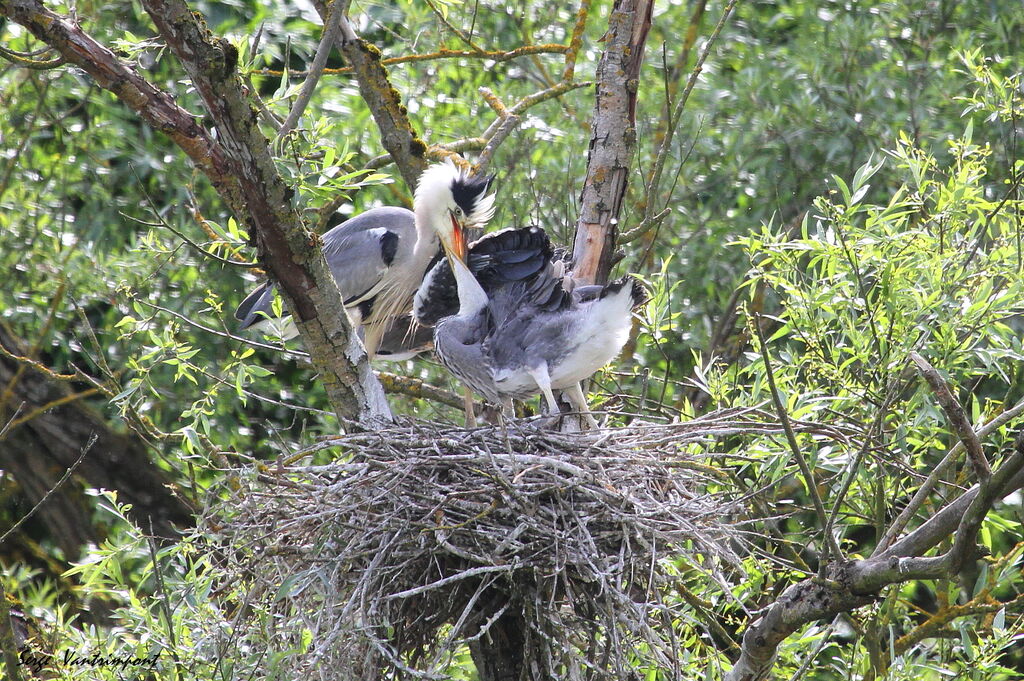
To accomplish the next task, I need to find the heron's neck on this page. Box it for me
[413,198,449,259]
[450,256,489,316]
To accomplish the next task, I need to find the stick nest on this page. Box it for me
[214,409,791,680]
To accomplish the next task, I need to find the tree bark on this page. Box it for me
[571,0,654,285]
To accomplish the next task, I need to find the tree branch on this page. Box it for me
[276,0,349,140]
[249,44,570,78]
[725,433,1024,681]
[570,0,654,284]
[139,0,391,425]
[0,0,392,425]
[324,7,427,190]
[909,351,991,482]
[876,393,1024,553]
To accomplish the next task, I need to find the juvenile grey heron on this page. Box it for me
[234,160,495,358]
[413,225,555,327]
[424,220,647,428]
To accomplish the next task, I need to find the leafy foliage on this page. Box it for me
[1,0,1023,679]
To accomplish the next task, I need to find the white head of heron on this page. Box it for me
[414,159,495,264]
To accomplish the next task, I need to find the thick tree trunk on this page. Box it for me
[468,600,526,681]
[571,0,654,285]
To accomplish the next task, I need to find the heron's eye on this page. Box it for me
[453,206,465,218]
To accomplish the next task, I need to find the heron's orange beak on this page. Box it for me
[448,211,467,263]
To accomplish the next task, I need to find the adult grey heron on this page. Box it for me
[234,160,495,358]
[423,220,647,428]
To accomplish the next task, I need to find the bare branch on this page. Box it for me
[909,351,991,482]
[276,0,349,140]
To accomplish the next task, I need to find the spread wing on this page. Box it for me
[413,226,553,327]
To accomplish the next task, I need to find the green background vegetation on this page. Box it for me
[1,0,1022,678]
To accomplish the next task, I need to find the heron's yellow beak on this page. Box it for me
[444,210,468,264]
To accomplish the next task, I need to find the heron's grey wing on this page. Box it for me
[321,206,417,302]
[235,281,276,328]
[483,257,579,377]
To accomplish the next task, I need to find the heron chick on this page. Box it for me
[234,160,495,358]
[425,221,647,428]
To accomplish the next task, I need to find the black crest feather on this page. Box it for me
[450,173,494,216]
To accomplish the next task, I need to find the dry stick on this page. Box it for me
[621,0,736,245]
[875,392,1024,554]
[909,352,991,482]
[476,114,520,173]
[753,314,842,567]
[276,0,349,140]
[251,44,569,77]
[1,388,102,436]
[0,433,97,547]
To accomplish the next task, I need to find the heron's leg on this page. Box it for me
[462,386,476,428]
[525,363,559,415]
[499,396,515,421]
[565,382,599,429]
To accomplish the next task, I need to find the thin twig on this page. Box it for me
[753,313,842,567]
[277,0,350,139]
[0,433,97,547]
[119,210,257,268]
[631,0,737,245]
[250,45,569,78]
[424,0,484,52]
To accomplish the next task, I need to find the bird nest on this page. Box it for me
[211,408,803,680]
